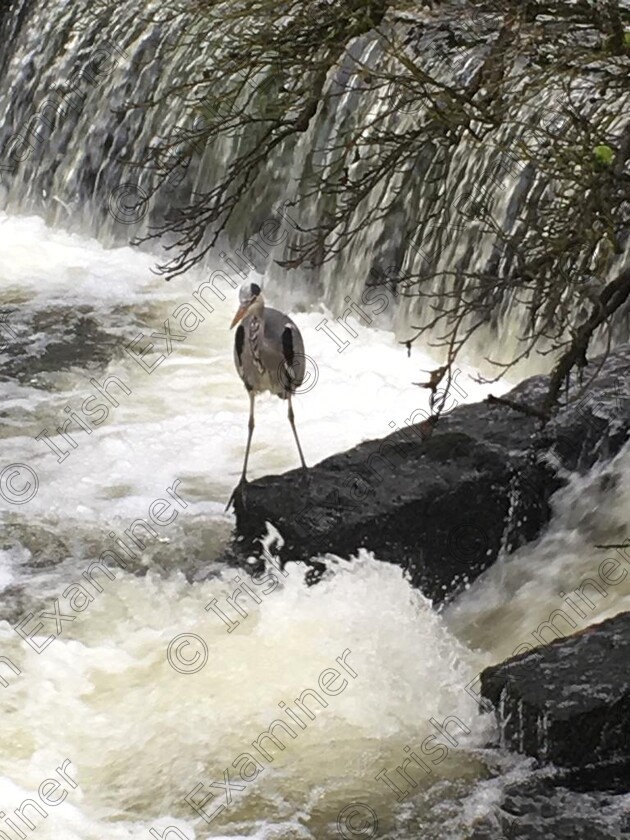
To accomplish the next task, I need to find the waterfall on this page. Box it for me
[1,0,628,375]
[2,6,630,837]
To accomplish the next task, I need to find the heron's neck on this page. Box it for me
[247,297,265,323]
[246,300,265,374]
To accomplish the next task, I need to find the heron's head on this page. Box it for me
[230,282,263,328]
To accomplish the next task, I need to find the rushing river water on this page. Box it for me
[2,0,630,836]
[1,211,630,839]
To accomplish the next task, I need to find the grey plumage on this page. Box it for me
[234,306,306,398]
[229,282,308,498]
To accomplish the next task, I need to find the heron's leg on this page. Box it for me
[226,392,256,512]
[241,390,256,481]
[287,394,307,470]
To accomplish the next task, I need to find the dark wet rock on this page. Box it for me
[228,344,630,602]
[471,773,630,840]
[480,611,630,791]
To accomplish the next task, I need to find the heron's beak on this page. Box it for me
[230,304,249,329]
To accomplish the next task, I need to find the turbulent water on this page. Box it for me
[1,212,630,839]
[0,212,503,838]
[2,1,630,838]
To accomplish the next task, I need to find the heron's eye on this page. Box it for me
[250,282,261,297]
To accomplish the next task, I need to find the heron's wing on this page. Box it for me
[280,323,305,390]
[263,308,306,392]
[281,324,295,367]
[234,324,245,379]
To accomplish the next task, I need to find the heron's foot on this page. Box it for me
[226,477,248,512]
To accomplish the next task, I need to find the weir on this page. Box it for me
[1,7,630,836]
[1,1,628,375]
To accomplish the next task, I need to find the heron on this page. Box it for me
[227,281,307,508]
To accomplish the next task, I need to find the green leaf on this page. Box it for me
[593,144,615,165]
